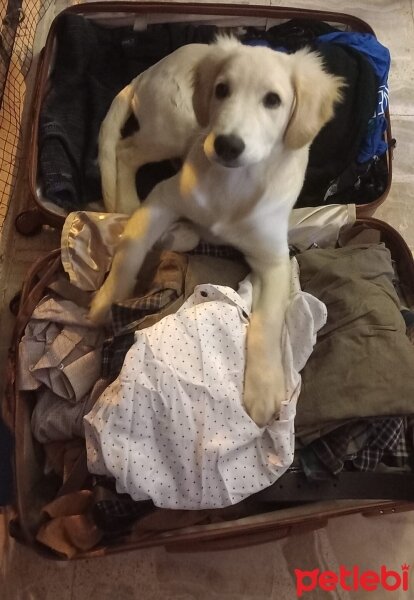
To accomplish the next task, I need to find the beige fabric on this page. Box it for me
[18,295,104,402]
[61,212,127,291]
[61,205,355,291]
[288,204,356,251]
[36,490,102,558]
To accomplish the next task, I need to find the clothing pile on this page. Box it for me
[39,14,391,213]
[16,205,414,557]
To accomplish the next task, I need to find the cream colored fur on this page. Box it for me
[91,37,343,426]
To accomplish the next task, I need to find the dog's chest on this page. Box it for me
[182,164,260,225]
[182,168,281,246]
[177,146,302,254]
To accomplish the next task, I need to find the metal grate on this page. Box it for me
[0,0,53,233]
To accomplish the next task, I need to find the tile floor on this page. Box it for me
[1,0,414,598]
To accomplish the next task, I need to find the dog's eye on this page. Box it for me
[215,82,230,99]
[263,92,281,109]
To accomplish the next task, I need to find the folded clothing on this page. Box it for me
[296,243,414,437]
[19,295,104,402]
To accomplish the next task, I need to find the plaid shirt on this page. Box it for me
[301,417,411,480]
[92,478,154,536]
[188,242,243,261]
[102,288,177,379]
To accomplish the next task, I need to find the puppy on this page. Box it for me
[91,37,343,426]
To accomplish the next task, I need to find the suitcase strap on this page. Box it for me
[57,467,414,504]
[56,449,90,498]
[3,250,61,429]
[257,470,414,502]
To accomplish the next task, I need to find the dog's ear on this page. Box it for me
[192,36,240,128]
[284,49,345,150]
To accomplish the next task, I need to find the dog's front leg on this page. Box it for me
[244,255,291,427]
[89,198,178,324]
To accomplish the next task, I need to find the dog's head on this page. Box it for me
[193,37,344,168]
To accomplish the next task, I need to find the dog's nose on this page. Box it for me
[214,135,245,162]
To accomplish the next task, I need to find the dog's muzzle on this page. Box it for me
[214,134,245,164]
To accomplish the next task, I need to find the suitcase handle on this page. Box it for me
[31,48,46,120]
[15,249,62,336]
[165,519,327,552]
[3,250,62,428]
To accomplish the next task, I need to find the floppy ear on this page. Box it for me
[284,49,345,150]
[192,36,240,128]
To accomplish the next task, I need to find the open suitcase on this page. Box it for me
[4,2,414,559]
[15,1,394,235]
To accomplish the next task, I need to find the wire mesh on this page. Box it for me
[0,0,54,233]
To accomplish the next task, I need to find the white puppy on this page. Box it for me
[91,37,343,426]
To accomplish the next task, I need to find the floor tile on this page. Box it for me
[326,512,414,599]
[71,547,160,600]
[153,541,288,599]
[2,528,75,600]
[375,181,414,252]
[384,117,414,183]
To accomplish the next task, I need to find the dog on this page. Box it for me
[90,36,343,426]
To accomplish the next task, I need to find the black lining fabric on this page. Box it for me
[297,43,378,207]
[38,14,217,211]
[38,14,384,211]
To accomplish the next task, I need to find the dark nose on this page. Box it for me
[214,134,245,162]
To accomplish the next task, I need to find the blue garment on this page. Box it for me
[318,32,391,162]
[243,39,270,47]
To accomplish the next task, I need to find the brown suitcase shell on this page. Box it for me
[5,216,414,559]
[5,1,406,560]
[15,1,393,235]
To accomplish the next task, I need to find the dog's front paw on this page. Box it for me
[243,367,285,427]
[89,289,113,325]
